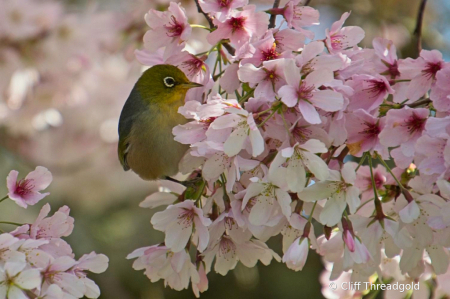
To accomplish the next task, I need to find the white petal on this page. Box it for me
[302,151,330,181]
[224,127,247,157]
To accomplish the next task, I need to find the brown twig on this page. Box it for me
[194,0,214,28]
[304,0,312,6]
[269,0,281,29]
[405,97,431,108]
[413,0,428,56]
[193,0,236,56]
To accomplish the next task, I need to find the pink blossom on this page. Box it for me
[279,59,344,124]
[273,28,305,53]
[282,0,319,39]
[203,237,279,275]
[127,245,200,291]
[372,37,400,78]
[192,262,208,298]
[143,3,191,57]
[430,66,450,112]
[399,50,445,101]
[241,33,283,67]
[325,12,365,53]
[199,0,248,21]
[342,230,355,252]
[151,200,212,252]
[238,59,287,99]
[415,135,449,175]
[282,237,309,271]
[346,109,387,157]
[6,166,52,208]
[346,74,394,112]
[207,5,269,47]
[30,203,74,240]
[379,107,428,157]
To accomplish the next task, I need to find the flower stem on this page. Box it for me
[375,152,404,189]
[257,109,277,128]
[308,201,317,222]
[238,89,255,104]
[355,153,367,172]
[375,152,414,202]
[368,154,385,219]
[0,195,8,204]
[0,221,23,226]
[190,24,212,31]
[280,111,292,138]
[194,180,206,202]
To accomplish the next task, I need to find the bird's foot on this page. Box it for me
[164,171,202,188]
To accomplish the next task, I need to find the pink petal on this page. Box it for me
[279,85,298,107]
[25,166,52,191]
[310,90,344,112]
[6,170,18,194]
[298,101,321,124]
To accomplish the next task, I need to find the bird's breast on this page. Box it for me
[126,100,189,180]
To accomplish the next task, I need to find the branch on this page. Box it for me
[269,0,281,29]
[405,97,431,108]
[413,0,428,56]
[304,0,312,5]
[194,0,214,28]
[193,0,236,56]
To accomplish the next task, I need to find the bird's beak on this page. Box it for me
[180,81,203,89]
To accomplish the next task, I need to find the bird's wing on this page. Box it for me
[118,87,147,171]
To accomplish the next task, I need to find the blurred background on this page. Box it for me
[0,0,449,298]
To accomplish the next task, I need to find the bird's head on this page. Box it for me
[136,64,202,104]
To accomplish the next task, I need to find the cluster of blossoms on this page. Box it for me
[127,0,450,298]
[1,167,108,298]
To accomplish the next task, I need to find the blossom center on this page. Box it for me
[263,68,279,83]
[219,237,236,257]
[15,179,34,197]
[422,62,442,79]
[261,43,279,61]
[177,209,196,228]
[331,35,345,50]
[164,15,184,37]
[404,113,426,134]
[387,61,400,78]
[228,17,246,33]
[218,0,231,8]
[296,82,314,100]
[182,57,204,77]
[292,126,312,143]
[365,79,389,98]
[360,121,380,137]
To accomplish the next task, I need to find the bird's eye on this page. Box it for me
[163,77,176,88]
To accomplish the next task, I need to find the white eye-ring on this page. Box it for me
[163,77,175,87]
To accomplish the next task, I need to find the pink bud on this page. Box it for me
[343,230,355,252]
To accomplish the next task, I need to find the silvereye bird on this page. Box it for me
[118,64,202,180]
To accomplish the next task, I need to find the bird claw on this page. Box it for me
[163,172,202,188]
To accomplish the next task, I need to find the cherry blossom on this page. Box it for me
[6,166,52,208]
[143,2,191,57]
[207,5,269,48]
[325,12,365,53]
[151,200,212,252]
[279,59,344,124]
